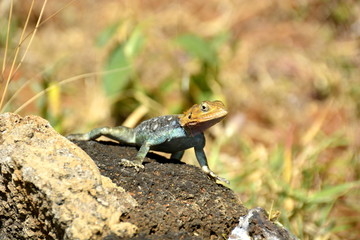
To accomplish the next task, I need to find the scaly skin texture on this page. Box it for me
[67,100,229,183]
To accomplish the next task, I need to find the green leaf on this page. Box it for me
[269,145,285,171]
[103,44,131,96]
[102,28,145,96]
[96,21,122,47]
[307,181,360,204]
[175,34,218,66]
[210,31,230,49]
[318,200,335,226]
[124,27,144,59]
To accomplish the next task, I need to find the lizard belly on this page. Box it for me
[150,136,198,153]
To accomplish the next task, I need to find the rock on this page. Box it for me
[228,207,298,240]
[0,113,298,240]
[74,140,248,239]
[0,113,137,240]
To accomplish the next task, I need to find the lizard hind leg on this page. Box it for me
[171,151,185,161]
[67,126,136,144]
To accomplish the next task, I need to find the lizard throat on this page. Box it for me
[184,117,224,135]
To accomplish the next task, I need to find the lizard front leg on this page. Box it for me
[192,134,229,184]
[194,147,229,184]
[120,142,150,170]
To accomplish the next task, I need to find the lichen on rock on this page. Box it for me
[0,113,137,240]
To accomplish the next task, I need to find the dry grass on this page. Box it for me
[1,0,359,239]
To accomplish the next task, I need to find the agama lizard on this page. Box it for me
[67,100,229,183]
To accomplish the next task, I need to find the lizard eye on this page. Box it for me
[200,103,209,112]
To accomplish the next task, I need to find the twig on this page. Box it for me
[1,0,13,75]
[0,0,39,110]
[14,66,132,114]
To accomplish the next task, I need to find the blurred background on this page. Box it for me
[1,0,359,239]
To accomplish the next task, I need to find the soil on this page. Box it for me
[73,140,247,240]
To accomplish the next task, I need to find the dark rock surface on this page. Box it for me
[74,140,247,240]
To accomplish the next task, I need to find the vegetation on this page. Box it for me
[1,1,359,239]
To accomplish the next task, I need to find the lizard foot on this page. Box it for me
[202,166,230,184]
[120,159,144,171]
[66,134,90,141]
[212,175,230,184]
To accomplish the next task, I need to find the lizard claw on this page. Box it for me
[202,166,230,184]
[120,159,144,171]
[214,175,230,184]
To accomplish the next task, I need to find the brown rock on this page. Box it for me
[228,207,298,240]
[0,113,137,240]
[0,113,297,240]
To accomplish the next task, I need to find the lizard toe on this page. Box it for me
[214,175,230,184]
[201,166,229,184]
[66,134,89,141]
[120,159,144,171]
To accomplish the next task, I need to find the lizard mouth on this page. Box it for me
[203,106,227,119]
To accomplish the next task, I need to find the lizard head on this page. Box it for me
[179,100,228,134]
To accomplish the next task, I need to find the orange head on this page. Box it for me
[179,100,228,134]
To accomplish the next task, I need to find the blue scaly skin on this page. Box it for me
[67,100,229,183]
